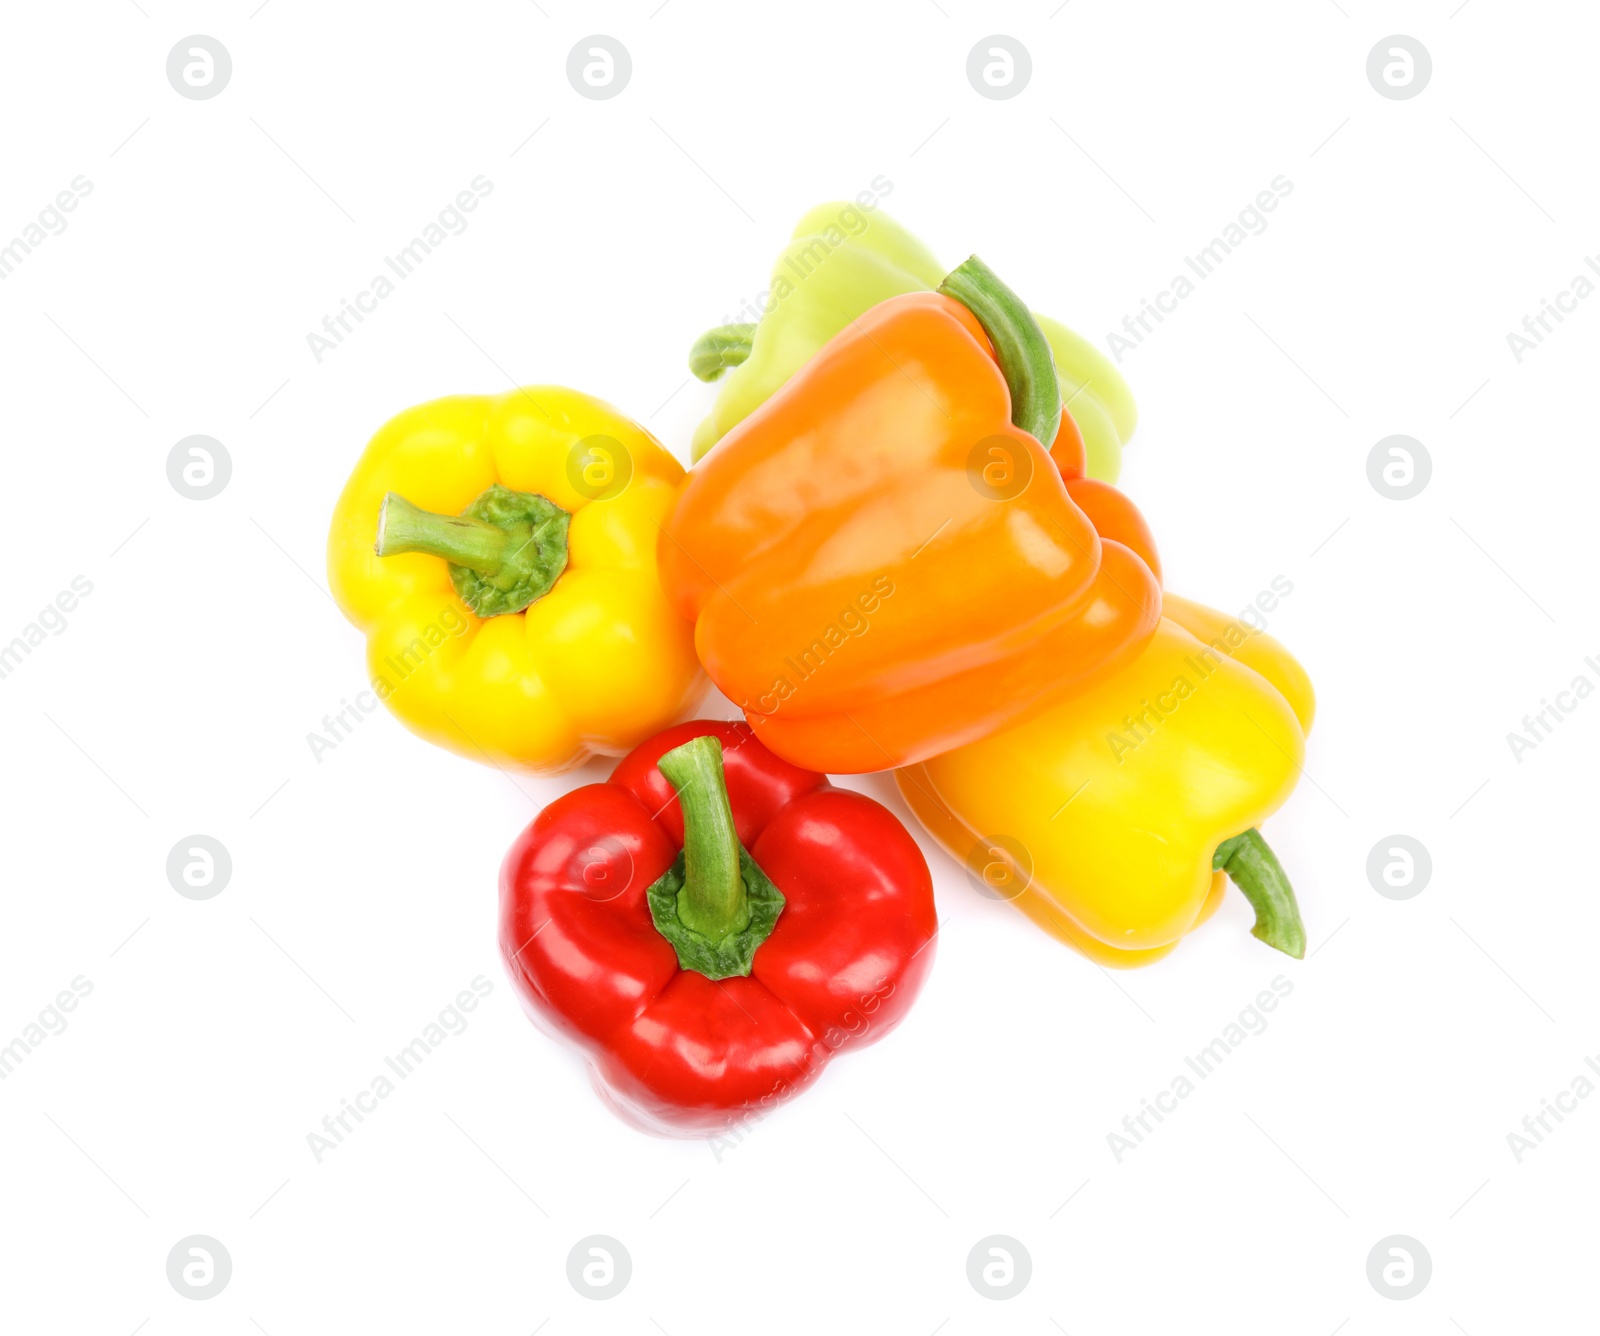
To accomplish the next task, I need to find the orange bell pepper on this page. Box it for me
[659,258,1161,774]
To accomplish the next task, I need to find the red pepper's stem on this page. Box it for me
[657,736,749,943]
[939,255,1062,451]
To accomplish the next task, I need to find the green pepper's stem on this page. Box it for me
[657,735,749,943]
[377,494,513,573]
[939,255,1062,451]
[688,323,758,382]
[1213,829,1306,959]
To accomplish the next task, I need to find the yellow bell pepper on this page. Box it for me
[896,594,1316,967]
[327,387,702,773]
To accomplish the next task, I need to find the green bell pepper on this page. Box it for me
[687,202,1137,481]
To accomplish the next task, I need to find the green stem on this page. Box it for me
[374,484,570,618]
[656,736,748,943]
[1213,829,1306,959]
[939,255,1062,451]
[688,323,758,382]
[377,494,513,572]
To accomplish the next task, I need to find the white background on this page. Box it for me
[2,1,1595,1331]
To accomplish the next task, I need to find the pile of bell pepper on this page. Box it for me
[327,203,1316,1135]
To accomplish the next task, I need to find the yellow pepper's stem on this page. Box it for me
[689,324,758,381]
[1214,829,1306,959]
[374,484,570,618]
[378,494,513,572]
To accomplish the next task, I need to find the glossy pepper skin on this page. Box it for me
[327,388,701,773]
[661,277,1162,775]
[688,202,1138,481]
[499,720,938,1135]
[897,595,1316,967]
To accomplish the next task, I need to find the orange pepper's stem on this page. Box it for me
[939,255,1062,450]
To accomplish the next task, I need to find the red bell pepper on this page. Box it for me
[498,720,938,1135]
